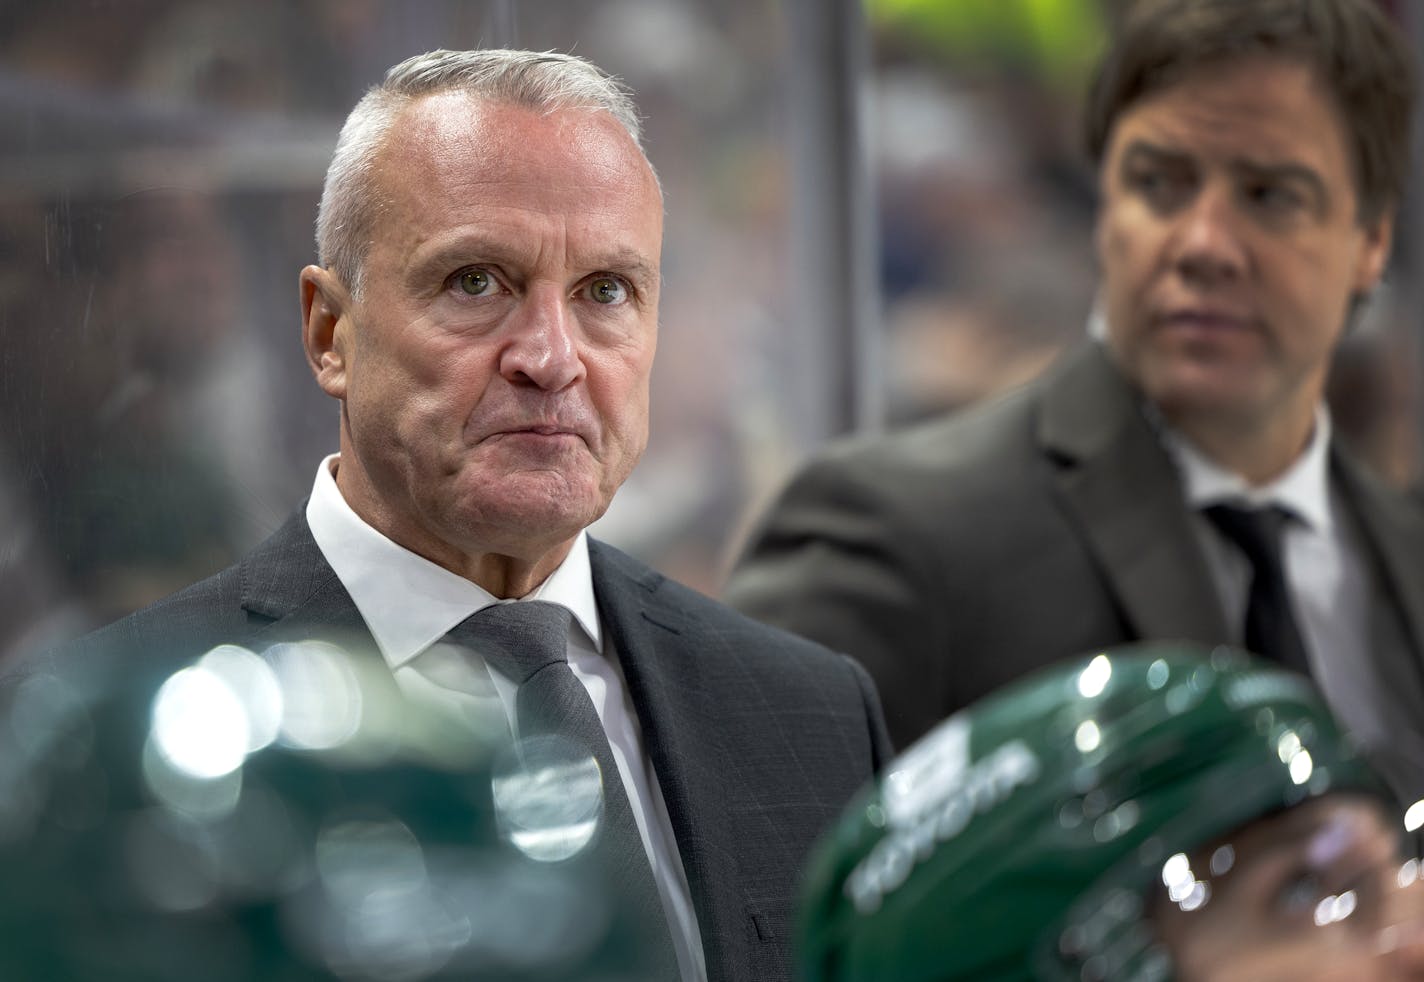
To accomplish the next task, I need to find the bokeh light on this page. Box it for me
[491,734,604,862]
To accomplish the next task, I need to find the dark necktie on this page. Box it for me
[447,601,680,978]
[1202,503,1312,676]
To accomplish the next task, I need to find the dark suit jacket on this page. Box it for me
[32,510,892,982]
[726,343,1424,794]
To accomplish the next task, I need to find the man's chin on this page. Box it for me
[449,485,604,547]
[1151,383,1274,434]
[1138,356,1270,416]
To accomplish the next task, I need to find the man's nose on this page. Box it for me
[1171,184,1248,287]
[499,286,585,391]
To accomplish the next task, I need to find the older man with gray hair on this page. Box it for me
[26,49,891,982]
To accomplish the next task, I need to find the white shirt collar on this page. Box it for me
[1158,406,1334,533]
[305,454,602,669]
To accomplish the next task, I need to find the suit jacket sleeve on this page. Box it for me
[723,345,1236,751]
[845,649,895,769]
[724,445,949,751]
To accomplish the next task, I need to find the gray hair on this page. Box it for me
[316,48,648,297]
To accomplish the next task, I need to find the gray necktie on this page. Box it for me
[448,601,680,978]
[1202,503,1312,676]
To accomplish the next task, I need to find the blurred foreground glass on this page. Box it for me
[0,637,658,980]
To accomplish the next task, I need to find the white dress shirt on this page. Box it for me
[306,455,707,981]
[1159,410,1374,707]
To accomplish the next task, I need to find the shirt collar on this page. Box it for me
[305,454,602,669]
[1157,406,1334,533]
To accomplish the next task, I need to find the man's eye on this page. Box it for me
[1127,168,1163,191]
[1246,182,1304,213]
[587,276,628,305]
[1125,167,1191,209]
[457,269,497,296]
[1274,871,1324,917]
[1273,869,1372,923]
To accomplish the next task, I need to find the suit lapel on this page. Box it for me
[237,508,371,644]
[1039,345,1228,643]
[588,540,746,981]
[1331,450,1424,713]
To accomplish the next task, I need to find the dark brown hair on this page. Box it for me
[1085,0,1416,225]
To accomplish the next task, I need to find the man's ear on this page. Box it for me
[1353,212,1395,295]
[301,265,352,400]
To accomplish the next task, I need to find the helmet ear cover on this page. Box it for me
[798,643,1391,982]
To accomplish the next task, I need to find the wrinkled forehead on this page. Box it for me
[378,91,661,201]
[360,91,664,273]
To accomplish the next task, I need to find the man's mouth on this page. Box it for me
[486,425,586,448]
[513,425,570,436]
[1156,307,1254,333]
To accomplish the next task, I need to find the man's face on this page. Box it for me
[1153,795,1424,980]
[311,93,663,573]
[1095,56,1392,441]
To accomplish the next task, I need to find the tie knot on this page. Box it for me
[1202,502,1294,568]
[447,600,573,685]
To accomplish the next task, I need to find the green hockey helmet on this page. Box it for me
[798,643,1399,981]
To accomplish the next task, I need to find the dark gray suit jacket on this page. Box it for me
[35,509,892,982]
[727,343,1424,794]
